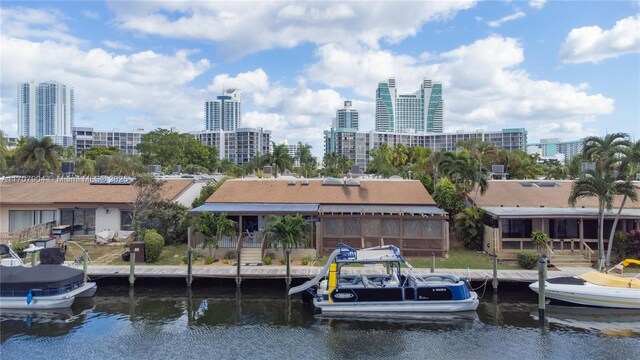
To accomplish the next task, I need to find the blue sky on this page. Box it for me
[1,1,638,157]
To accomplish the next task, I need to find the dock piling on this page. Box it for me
[129,251,135,287]
[538,255,547,324]
[186,247,193,287]
[492,254,498,291]
[236,251,242,288]
[286,249,291,288]
[83,251,88,283]
[430,253,435,273]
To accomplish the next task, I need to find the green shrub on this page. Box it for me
[182,255,188,264]
[301,254,314,266]
[143,229,165,263]
[530,231,550,251]
[11,241,29,253]
[224,250,236,260]
[222,259,230,265]
[279,258,287,265]
[517,251,540,269]
[262,256,272,265]
[205,256,214,265]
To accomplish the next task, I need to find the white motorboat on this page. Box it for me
[529,259,640,309]
[289,244,479,313]
[0,244,97,310]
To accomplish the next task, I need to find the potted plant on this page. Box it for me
[11,241,30,258]
[530,230,550,254]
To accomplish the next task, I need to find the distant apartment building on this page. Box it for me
[375,78,443,134]
[324,128,527,170]
[193,127,271,165]
[17,81,74,147]
[283,140,301,168]
[72,127,145,155]
[527,138,585,163]
[334,101,359,130]
[205,89,242,131]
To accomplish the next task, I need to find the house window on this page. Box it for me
[324,219,341,236]
[550,219,579,239]
[120,210,133,231]
[8,210,56,233]
[501,219,532,238]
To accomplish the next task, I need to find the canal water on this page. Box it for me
[1,280,639,359]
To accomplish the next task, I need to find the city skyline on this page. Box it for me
[1,1,639,157]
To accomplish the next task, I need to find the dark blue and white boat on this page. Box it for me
[289,245,478,313]
[0,244,96,310]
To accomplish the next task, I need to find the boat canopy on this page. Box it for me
[1,265,84,290]
[579,271,640,289]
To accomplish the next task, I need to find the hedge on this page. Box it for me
[144,229,165,263]
[517,251,540,270]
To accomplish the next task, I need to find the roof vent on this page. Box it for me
[301,179,309,186]
[389,175,403,180]
[288,180,296,186]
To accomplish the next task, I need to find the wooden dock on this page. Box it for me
[81,264,595,283]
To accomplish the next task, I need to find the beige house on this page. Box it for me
[192,177,449,258]
[470,180,640,262]
[0,178,203,240]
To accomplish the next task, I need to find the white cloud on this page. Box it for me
[488,11,526,28]
[83,11,99,20]
[0,7,82,44]
[102,40,132,51]
[1,35,211,133]
[560,15,640,64]
[108,1,477,58]
[529,0,546,10]
[305,36,614,142]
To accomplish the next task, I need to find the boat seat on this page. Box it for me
[383,273,400,287]
[361,276,375,288]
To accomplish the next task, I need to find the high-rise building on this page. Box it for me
[72,127,145,155]
[193,127,271,165]
[527,138,585,163]
[324,128,527,170]
[335,101,359,130]
[205,89,242,131]
[17,81,74,146]
[375,78,443,133]
[375,78,396,132]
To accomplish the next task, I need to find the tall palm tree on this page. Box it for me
[438,150,488,199]
[390,144,409,170]
[270,142,293,177]
[582,132,630,174]
[296,142,317,177]
[605,140,640,264]
[568,171,635,269]
[15,137,62,176]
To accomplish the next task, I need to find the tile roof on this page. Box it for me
[207,178,436,205]
[473,180,640,209]
[0,179,194,205]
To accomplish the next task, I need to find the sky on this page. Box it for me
[1,0,639,158]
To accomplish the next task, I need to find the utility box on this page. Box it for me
[52,225,72,242]
[130,241,145,263]
[33,237,56,249]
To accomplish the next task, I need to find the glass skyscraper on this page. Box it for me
[375,78,443,133]
[17,80,74,146]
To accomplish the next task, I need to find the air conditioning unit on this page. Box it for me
[491,165,504,173]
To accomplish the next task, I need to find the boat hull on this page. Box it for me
[0,282,97,310]
[314,293,479,313]
[529,281,640,309]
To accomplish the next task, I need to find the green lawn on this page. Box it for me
[109,243,188,265]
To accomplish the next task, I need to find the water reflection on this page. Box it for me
[531,306,640,337]
[0,298,95,342]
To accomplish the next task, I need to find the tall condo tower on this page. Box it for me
[335,101,359,130]
[375,78,396,132]
[17,80,74,146]
[205,88,242,131]
[375,78,443,133]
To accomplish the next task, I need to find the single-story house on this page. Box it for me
[191,177,449,258]
[0,177,205,240]
[469,180,640,260]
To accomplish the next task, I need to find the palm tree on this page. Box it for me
[367,143,395,177]
[15,137,62,176]
[194,212,236,257]
[244,153,271,175]
[296,142,317,177]
[267,214,308,258]
[270,142,293,177]
[582,132,630,174]
[605,140,640,265]
[566,154,584,179]
[390,144,409,170]
[438,150,488,199]
[568,171,636,269]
